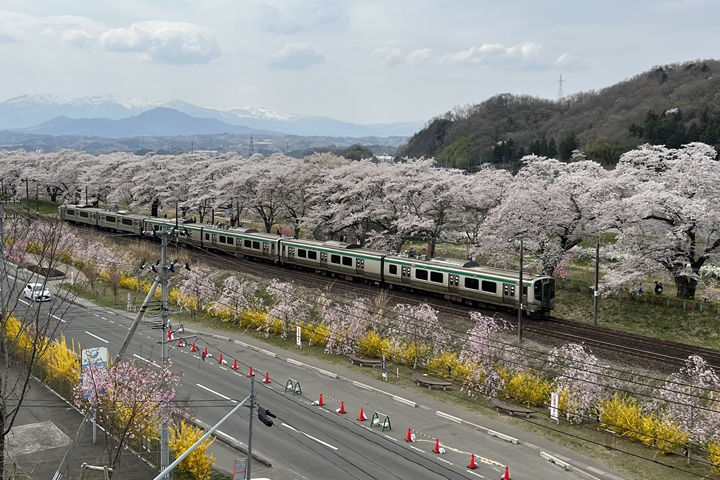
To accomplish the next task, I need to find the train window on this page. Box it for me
[415,269,428,281]
[122,218,133,226]
[430,271,444,283]
[481,281,497,294]
[205,233,210,240]
[465,278,479,290]
[105,216,116,223]
[226,237,233,245]
[219,236,226,244]
[342,256,352,266]
[389,265,398,275]
[79,211,89,218]
[534,282,541,299]
[298,249,307,258]
[308,251,317,260]
[244,239,251,248]
[67,209,76,216]
[253,241,260,249]
[331,254,340,264]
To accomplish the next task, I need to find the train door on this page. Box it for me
[320,252,328,268]
[356,258,365,276]
[448,274,460,294]
[502,283,517,307]
[401,265,412,285]
[262,242,270,258]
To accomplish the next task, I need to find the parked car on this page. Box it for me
[24,283,51,302]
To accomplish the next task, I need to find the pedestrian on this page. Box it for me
[201,349,207,361]
[655,282,663,295]
[637,285,643,296]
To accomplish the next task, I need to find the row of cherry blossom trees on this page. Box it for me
[1,142,719,297]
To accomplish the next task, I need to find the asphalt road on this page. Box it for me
[9,268,628,480]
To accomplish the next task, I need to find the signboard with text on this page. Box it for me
[81,347,109,399]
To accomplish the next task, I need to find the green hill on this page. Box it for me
[398,59,720,168]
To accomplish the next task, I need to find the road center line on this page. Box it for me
[85,331,108,343]
[133,354,160,368]
[51,314,65,323]
[281,423,338,450]
[197,384,237,403]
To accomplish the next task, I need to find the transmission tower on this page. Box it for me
[249,134,254,156]
[556,74,565,102]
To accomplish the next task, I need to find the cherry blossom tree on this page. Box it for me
[657,355,720,444]
[480,156,609,275]
[389,303,450,368]
[75,358,185,471]
[548,343,605,424]
[323,298,371,355]
[205,275,259,324]
[459,312,514,397]
[177,266,217,319]
[601,143,720,298]
[263,279,311,337]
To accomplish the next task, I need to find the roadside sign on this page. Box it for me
[550,391,559,423]
[81,347,109,399]
[381,355,387,380]
[296,326,301,347]
[233,457,247,479]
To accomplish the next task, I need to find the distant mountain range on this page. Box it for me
[0,95,423,138]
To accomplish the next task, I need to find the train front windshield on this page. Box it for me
[534,278,556,306]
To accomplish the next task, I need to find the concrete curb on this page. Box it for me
[192,417,273,467]
[351,381,417,408]
[233,339,278,358]
[436,411,519,444]
[540,452,602,480]
[286,358,338,378]
[183,328,230,342]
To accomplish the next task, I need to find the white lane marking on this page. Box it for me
[109,320,115,324]
[219,366,227,371]
[51,314,65,323]
[85,331,108,343]
[384,435,397,441]
[19,299,29,306]
[466,470,485,478]
[197,384,237,403]
[133,354,160,368]
[409,445,424,453]
[101,317,107,320]
[281,423,338,450]
[436,457,453,465]
[94,314,100,317]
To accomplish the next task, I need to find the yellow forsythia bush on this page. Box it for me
[120,275,139,291]
[356,331,389,357]
[599,395,652,443]
[304,323,330,347]
[42,334,80,381]
[650,416,689,455]
[502,369,552,407]
[708,442,720,476]
[240,310,267,329]
[427,352,472,380]
[169,420,215,480]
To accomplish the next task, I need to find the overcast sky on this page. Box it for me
[0,1,717,124]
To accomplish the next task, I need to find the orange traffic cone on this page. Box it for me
[501,466,511,479]
[263,371,271,383]
[248,366,254,377]
[191,341,197,352]
[468,453,478,469]
[404,428,414,442]
[432,438,441,454]
[218,353,224,364]
[232,359,238,370]
[317,393,325,406]
[358,408,367,421]
[337,401,347,414]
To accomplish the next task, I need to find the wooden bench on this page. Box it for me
[348,354,382,368]
[412,372,453,391]
[491,397,537,418]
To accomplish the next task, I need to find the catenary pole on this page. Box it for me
[160,227,170,479]
[518,238,523,344]
[594,236,600,327]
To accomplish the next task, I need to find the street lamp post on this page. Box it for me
[36,183,39,215]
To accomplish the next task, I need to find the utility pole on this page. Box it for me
[594,236,600,327]
[518,238,524,344]
[250,134,254,156]
[247,374,255,480]
[159,228,170,479]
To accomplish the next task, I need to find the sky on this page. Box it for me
[0,0,718,125]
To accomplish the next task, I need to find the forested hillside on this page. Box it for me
[398,59,720,168]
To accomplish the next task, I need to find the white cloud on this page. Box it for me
[555,53,585,70]
[441,42,554,69]
[269,43,324,70]
[62,29,95,49]
[375,46,404,66]
[100,21,220,65]
[257,1,350,34]
[0,30,19,42]
[408,48,432,63]
[257,4,303,34]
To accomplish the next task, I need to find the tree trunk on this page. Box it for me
[674,275,698,299]
[151,199,159,217]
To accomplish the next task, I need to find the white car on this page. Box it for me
[24,283,51,302]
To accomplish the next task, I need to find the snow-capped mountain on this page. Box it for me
[0,95,422,138]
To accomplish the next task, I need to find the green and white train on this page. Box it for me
[60,205,555,317]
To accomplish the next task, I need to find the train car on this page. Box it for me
[280,239,385,283]
[59,204,99,227]
[383,254,554,317]
[97,210,145,234]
